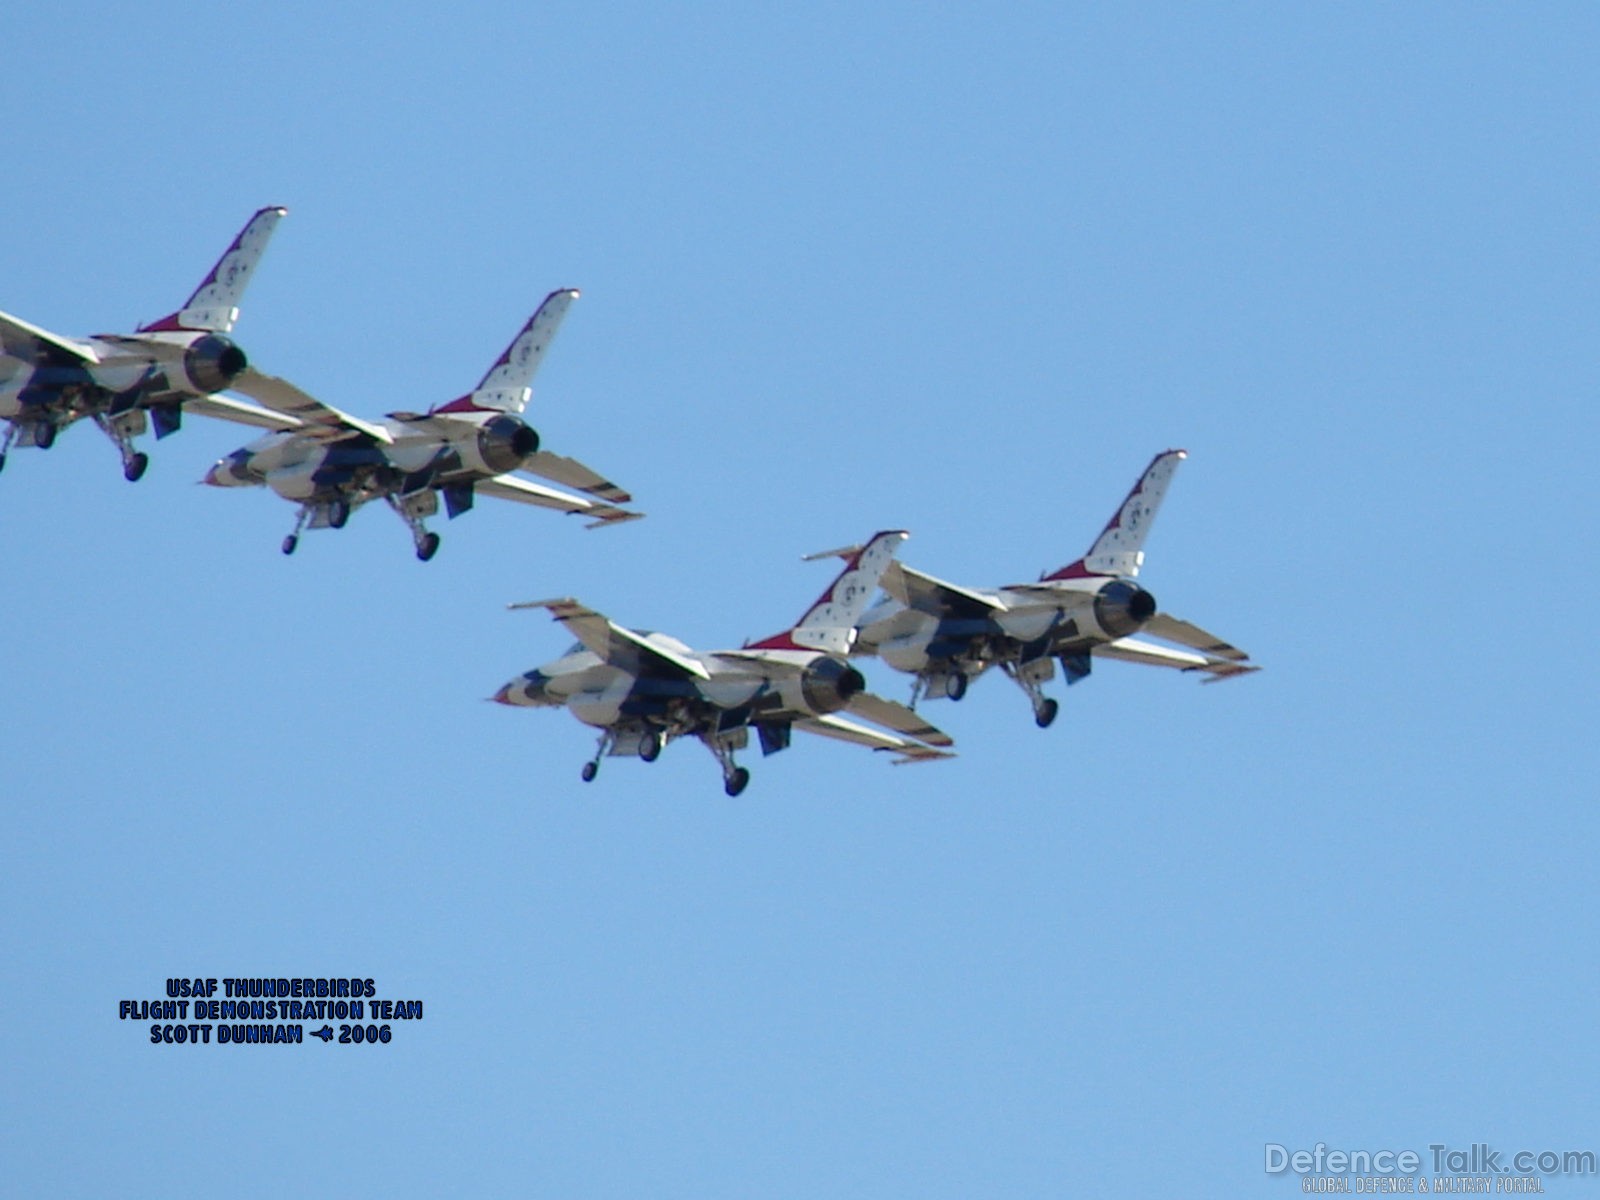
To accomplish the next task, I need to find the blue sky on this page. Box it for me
[5,4,1597,1196]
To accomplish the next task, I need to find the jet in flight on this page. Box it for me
[845,450,1257,726]
[0,206,293,480]
[203,288,640,560]
[494,531,954,795]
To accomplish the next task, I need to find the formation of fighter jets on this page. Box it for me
[10,207,1259,794]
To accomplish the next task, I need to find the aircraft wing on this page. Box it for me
[1140,613,1253,663]
[796,714,956,764]
[0,309,98,365]
[478,474,643,528]
[524,450,632,504]
[183,393,303,432]
[844,691,955,747]
[230,368,392,443]
[1094,636,1260,682]
[509,598,710,680]
[884,563,1004,618]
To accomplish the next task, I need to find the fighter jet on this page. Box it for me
[0,207,293,480]
[203,288,640,560]
[494,531,954,795]
[844,450,1258,727]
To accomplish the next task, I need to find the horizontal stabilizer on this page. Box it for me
[525,450,632,503]
[845,691,955,747]
[1141,612,1251,662]
[796,714,957,763]
[477,474,643,526]
[1094,636,1260,682]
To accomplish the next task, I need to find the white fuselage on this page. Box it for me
[498,637,860,733]
[207,409,536,503]
[0,330,244,422]
[855,575,1154,674]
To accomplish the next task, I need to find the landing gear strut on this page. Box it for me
[1001,659,1060,729]
[282,505,312,556]
[705,736,751,796]
[580,731,614,783]
[92,412,148,482]
[387,493,441,562]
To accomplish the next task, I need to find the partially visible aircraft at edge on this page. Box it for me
[203,288,641,560]
[836,450,1258,727]
[0,207,293,481]
[494,530,955,796]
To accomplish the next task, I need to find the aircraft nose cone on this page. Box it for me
[494,672,550,706]
[202,461,224,486]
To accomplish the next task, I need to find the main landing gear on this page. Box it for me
[92,412,149,482]
[386,492,442,561]
[1000,659,1060,728]
[705,735,751,796]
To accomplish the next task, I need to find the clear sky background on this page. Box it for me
[4,4,1597,1196]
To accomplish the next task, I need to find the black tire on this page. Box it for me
[724,767,750,797]
[639,731,662,762]
[947,671,968,701]
[329,498,350,529]
[417,532,441,562]
[1035,698,1059,729]
[0,453,7,474]
[281,535,298,556]
[124,453,149,482]
[580,762,598,783]
[35,423,56,450]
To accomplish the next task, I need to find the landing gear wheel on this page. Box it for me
[580,762,598,783]
[35,423,56,450]
[281,535,298,556]
[416,532,441,562]
[639,731,662,763]
[947,672,968,701]
[123,452,149,482]
[0,453,7,474]
[1035,698,1059,729]
[329,498,351,529]
[724,767,751,797]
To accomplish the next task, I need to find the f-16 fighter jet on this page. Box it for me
[203,288,640,560]
[494,531,954,796]
[845,450,1258,727]
[0,207,292,481]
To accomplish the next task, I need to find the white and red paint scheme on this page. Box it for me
[203,288,640,561]
[494,531,953,796]
[0,207,292,480]
[849,450,1258,727]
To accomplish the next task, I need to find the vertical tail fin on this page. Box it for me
[138,206,287,333]
[432,288,579,415]
[748,530,909,654]
[1044,449,1185,580]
